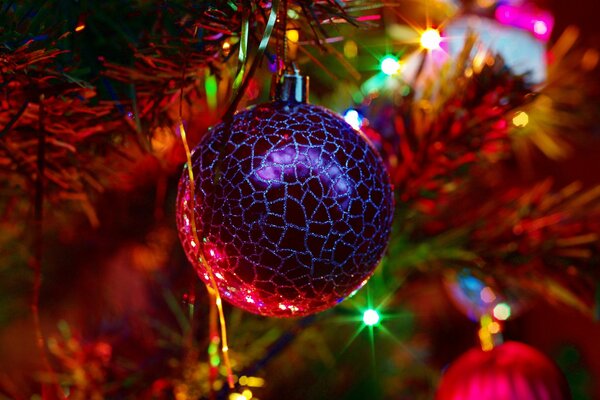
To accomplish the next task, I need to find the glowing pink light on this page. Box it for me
[356,15,381,22]
[533,20,547,36]
[495,5,554,41]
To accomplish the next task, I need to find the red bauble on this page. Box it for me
[437,342,571,400]
[176,100,394,317]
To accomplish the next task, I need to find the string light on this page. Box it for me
[344,40,358,59]
[286,29,299,43]
[478,315,496,351]
[493,303,512,321]
[363,309,380,326]
[488,321,501,334]
[381,56,400,75]
[512,111,529,127]
[480,287,496,303]
[222,41,232,57]
[533,20,548,36]
[239,376,265,387]
[420,28,442,51]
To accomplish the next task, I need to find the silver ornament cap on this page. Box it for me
[273,69,309,103]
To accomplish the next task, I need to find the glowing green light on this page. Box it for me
[205,73,218,110]
[363,309,380,326]
[380,56,400,76]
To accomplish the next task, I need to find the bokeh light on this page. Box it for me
[512,111,529,127]
[493,303,512,321]
[420,28,442,50]
[381,56,400,75]
[363,309,380,326]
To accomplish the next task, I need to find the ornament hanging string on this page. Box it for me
[224,0,279,121]
[231,4,250,97]
[177,4,281,380]
[277,0,289,75]
[177,26,236,388]
[178,120,235,389]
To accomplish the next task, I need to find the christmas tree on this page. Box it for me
[1,0,599,399]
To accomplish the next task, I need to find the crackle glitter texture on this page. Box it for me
[176,101,394,317]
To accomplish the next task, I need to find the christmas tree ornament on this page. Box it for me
[436,341,571,400]
[176,71,394,317]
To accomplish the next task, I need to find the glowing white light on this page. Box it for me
[363,309,380,326]
[381,56,400,75]
[421,29,442,50]
[343,109,363,130]
[533,20,548,35]
[493,303,512,321]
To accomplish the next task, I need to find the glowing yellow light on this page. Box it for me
[476,0,496,7]
[239,375,265,387]
[75,24,85,32]
[488,321,501,334]
[512,111,529,127]
[478,327,494,351]
[493,303,512,321]
[381,56,400,75]
[480,287,496,304]
[222,41,231,57]
[246,377,265,387]
[242,389,253,399]
[363,309,380,326]
[479,315,495,351]
[229,394,246,400]
[286,29,299,43]
[420,28,442,50]
[344,40,358,59]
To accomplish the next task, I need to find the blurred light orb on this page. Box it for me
[493,303,512,321]
[533,20,548,36]
[363,309,380,326]
[512,111,529,127]
[420,28,442,50]
[381,56,400,75]
[444,269,528,322]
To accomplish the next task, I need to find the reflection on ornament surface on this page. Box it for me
[177,101,394,317]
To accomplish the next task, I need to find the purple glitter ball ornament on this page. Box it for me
[176,75,394,317]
